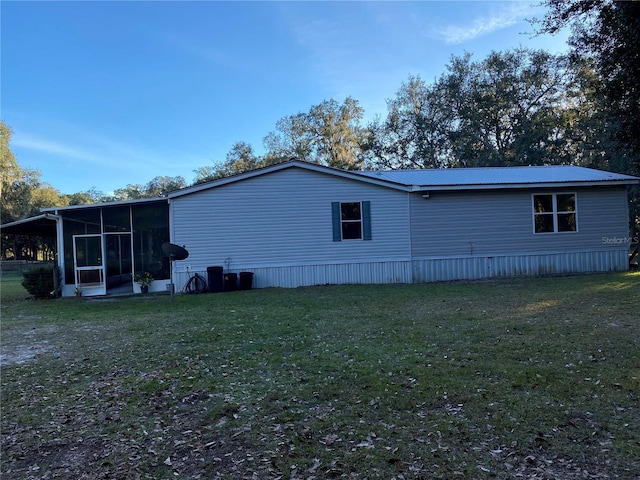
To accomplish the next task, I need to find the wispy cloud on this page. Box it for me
[10,125,198,193]
[12,131,159,170]
[433,2,534,45]
[11,120,213,192]
[13,134,102,164]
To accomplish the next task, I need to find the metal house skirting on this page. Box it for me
[247,261,413,288]
[172,249,628,291]
[411,249,629,283]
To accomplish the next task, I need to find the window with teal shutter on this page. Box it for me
[331,202,342,241]
[332,201,371,241]
[362,201,371,240]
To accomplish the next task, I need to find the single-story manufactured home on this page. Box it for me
[3,160,638,297]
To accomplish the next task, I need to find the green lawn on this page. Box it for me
[1,272,639,479]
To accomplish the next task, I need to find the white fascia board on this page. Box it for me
[169,160,411,199]
[411,179,640,192]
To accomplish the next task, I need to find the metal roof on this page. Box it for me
[41,196,167,213]
[354,165,639,190]
[0,214,57,237]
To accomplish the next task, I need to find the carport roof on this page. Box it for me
[1,214,57,237]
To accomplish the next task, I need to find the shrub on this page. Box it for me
[21,266,56,299]
[134,271,154,287]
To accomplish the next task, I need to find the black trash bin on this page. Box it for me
[207,266,224,293]
[239,272,254,290]
[224,273,238,292]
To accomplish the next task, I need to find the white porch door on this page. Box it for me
[73,234,106,296]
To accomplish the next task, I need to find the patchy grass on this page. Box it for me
[1,272,639,479]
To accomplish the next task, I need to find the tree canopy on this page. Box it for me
[194,142,263,184]
[362,75,453,170]
[264,97,365,170]
[1,121,61,224]
[194,97,367,184]
[535,0,639,167]
[1,120,19,201]
[364,49,574,170]
[111,176,187,201]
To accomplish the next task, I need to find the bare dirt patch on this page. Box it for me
[0,341,54,366]
[0,324,61,366]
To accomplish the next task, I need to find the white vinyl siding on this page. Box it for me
[410,187,629,258]
[170,168,411,270]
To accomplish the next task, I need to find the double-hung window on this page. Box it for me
[533,193,577,234]
[332,201,372,241]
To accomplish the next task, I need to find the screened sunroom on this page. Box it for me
[45,198,170,297]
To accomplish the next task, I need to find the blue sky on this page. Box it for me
[1,1,569,195]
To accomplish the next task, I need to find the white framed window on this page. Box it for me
[340,202,362,240]
[533,193,577,234]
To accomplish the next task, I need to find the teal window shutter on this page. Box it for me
[362,201,372,241]
[331,202,341,241]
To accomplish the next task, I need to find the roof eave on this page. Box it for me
[41,196,168,213]
[0,214,58,236]
[169,160,411,198]
[411,179,640,192]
